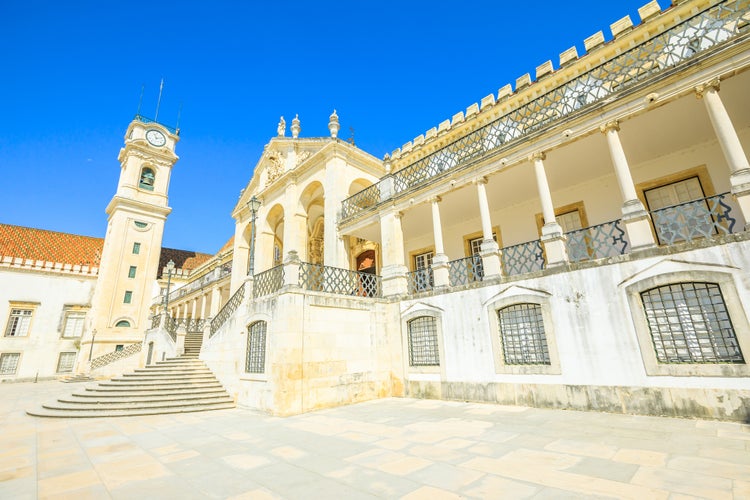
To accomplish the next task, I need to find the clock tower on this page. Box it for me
[82,117,179,370]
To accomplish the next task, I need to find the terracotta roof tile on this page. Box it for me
[0,223,103,267]
[158,247,213,277]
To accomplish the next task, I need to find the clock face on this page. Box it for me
[145,129,166,147]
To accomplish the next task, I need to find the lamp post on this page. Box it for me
[247,196,261,276]
[163,259,175,314]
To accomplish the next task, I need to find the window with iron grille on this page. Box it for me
[56,352,77,373]
[0,353,20,374]
[246,321,267,373]
[5,309,32,337]
[62,311,86,338]
[640,282,743,364]
[497,304,550,365]
[407,316,439,366]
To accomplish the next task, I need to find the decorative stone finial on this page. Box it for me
[291,114,301,138]
[277,116,286,137]
[383,153,391,173]
[328,109,340,138]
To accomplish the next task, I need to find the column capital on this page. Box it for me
[600,120,620,134]
[473,176,489,186]
[529,151,546,162]
[429,195,442,204]
[695,77,721,99]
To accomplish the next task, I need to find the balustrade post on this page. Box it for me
[282,250,301,289]
[475,177,502,279]
[176,322,187,355]
[697,79,750,229]
[243,274,255,311]
[379,208,408,296]
[531,152,568,267]
[601,121,656,250]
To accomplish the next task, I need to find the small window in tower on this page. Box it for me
[139,168,155,191]
[123,291,133,304]
[134,221,148,228]
[128,266,137,278]
[132,242,141,254]
[115,320,131,328]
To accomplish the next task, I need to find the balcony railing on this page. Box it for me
[651,192,738,245]
[210,282,245,337]
[134,114,178,135]
[448,255,484,286]
[158,263,232,306]
[340,0,750,223]
[565,220,629,263]
[299,262,381,297]
[502,240,545,276]
[254,265,285,298]
[407,269,434,294]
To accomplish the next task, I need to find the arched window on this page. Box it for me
[497,303,550,365]
[139,167,155,191]
[640,282,743,363]
[407,316,439,366]
[115,320,131,328]
[246,321,267,373]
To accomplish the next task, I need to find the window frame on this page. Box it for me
[61,309,86,338]
[0,352,21,375]
[4,302,38,338]
[535,201,589,235]
[625,271,750,377]
[486,293,561,375]
[401,309,445,376]
[132,242,141,254]
[123,291,133,304]
[56,352,77,374]
[463,227,502,257]
[128,266,137,278]
[245,321,268,374]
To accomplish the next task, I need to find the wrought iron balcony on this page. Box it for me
[134,114,178,135]
[448,255,484,286]
[340,0,750,223]
[651,192,738,245]
[299,262,381,297]
[155,263,232,307]
[502,240,545,276]
[407,269,434,294]
[565,220,629,263]
[254,265,285,298]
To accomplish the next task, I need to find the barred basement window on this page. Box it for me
[497,304,551,365]
[640,282,743,364]
[407,316,439,366]
[246,321,267,373]
[56,352,77,373]
[5,309,33,337]
[0,353,20,374]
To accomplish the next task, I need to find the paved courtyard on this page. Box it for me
[0,381,748,499]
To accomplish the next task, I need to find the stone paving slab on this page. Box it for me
[1,380,749,499]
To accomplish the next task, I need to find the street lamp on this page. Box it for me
[163,259,176,314]
[247,196,261,276]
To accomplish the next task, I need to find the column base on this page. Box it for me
[540,223,568,267]
[621,200,657,250]
[479,239,503,279]
[431,253,450,288]
[381,264,408,296]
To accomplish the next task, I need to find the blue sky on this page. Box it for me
[2,0,659,254]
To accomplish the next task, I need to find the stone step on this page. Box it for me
[27,354,234,418]
[44,395,234,411]
[71,387,225,399]
[27,402,236,418]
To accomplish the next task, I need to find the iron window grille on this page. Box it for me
[640,282,743,364]
[246,321,267,373]
[0,353,20,374]
[498,304,551,365]
[407,316,440,366]
[5,309,32,337]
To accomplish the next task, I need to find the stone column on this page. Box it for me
[200,293,210,319]
[601,121,656,250]
[430,197,450,287]
[531,152,568,266]
[230,220,250,293]
[475,177,502,278]
[379,208,408,296]
[697,79,750,228]
[209,286,222,316]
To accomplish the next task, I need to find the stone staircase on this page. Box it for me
[27,357,235,418]
[183,331,203,358]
